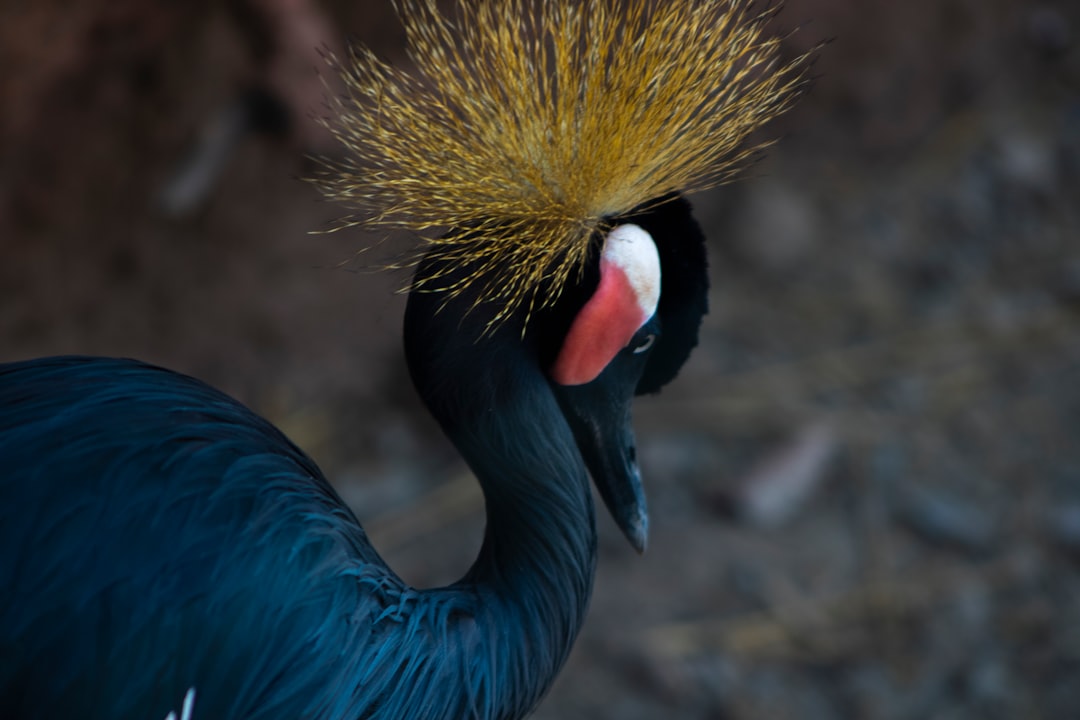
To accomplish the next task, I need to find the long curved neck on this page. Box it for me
[403,361,591,720]
[451,372,597,699]
[399,269,596,718]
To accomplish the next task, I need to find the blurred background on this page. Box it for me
[2,1,1079,718]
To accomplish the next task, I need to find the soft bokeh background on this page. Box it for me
[2,1,1079,718]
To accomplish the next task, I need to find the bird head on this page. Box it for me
[544,194,709,552]
[313,0,809,550]
[401,195,706,552]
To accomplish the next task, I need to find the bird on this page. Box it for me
[0,1,808,718]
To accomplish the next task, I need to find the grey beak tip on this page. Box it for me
[624,510,648,554]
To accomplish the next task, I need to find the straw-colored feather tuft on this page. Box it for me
[313,0,811,328]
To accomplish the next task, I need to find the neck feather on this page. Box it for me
[394,283,597,719]
[443,371,596,717]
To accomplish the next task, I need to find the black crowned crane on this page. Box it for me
[0,1,807,718]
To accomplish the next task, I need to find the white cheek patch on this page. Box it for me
[602,224,661,324]
[550,223,662,385]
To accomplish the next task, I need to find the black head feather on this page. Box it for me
[614,195,709,395]
[406,193,707,400]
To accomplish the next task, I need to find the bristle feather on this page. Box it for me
[312,0,810,328]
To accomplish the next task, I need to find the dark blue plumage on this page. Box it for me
[0,198,708,719]
[0,355,580,720]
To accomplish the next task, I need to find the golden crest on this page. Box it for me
[314,0,810,328]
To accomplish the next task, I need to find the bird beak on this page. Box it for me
[587,414,648,554]
[554,387,648,553]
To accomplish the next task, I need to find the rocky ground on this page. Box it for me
[2,1,1078,718]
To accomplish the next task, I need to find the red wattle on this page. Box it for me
[551,261,647,386]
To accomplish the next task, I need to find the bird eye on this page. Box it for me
[632,334,656,354]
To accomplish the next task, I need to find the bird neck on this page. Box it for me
[401,277,597,717]
[441,368,597,716]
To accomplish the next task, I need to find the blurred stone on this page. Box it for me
[159,96,255,218]
[1048,504,1080,555]
[896,484,997,555]
[948,582,993,643]
[726,560,767,602]
[996,131,1057,196]
[729,422,837,529]
[965,653,1013,707]
[870,441,908,485]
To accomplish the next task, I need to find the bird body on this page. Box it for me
[0,197,705,719]
[0,354,591,719]
[0,0,808,716]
